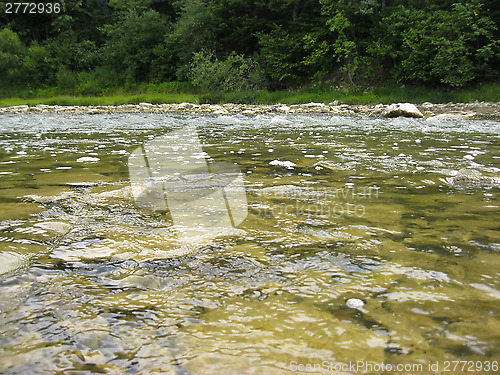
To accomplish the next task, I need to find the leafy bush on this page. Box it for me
[55,67,78,91]
[0,29,52,91]
[0,29,26,89]
[188,50,265,92]
[75,68,119,95]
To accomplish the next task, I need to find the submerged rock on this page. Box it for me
[269,160,296,169]
[346,298,368,313]
[0,251,30,276]
[256,184,307,198]
[381,103,423,118]
[444,169,500,188]
[445,175,500,188]
[313,160,351,172]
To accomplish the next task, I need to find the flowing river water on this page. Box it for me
[0,113,499,374]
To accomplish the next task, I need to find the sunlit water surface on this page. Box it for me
[0,113,499,374]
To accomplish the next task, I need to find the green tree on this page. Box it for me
[103,8,172,83]
[168,0,218,80]
[0,29,26,89]
[257,28,305,87]
[323,7,358,86]
[0,29,52,91]
[372,2,498,86]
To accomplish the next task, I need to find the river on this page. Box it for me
[0,113,499,374]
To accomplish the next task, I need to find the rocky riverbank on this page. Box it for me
[0,101,498,119]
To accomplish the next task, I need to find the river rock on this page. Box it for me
[381,103,423,118]
[213,108,229,115]
[346,298,365,310]
[444,175,500,188]
[269,160,296,169]
[256,184,307,198]
[1,101,497,118]
[0,251,30,276]
[8,105,29,113]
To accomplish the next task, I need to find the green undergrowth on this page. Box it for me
[0,93,199,107]
[0,83,498,108]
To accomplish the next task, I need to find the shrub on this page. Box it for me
[0,29,53,91]
[0,29,26,90]
[188,49,265,92]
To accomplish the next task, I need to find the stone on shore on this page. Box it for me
[0,101,497,118]
[381,103,423,118]
[278,105,290,113]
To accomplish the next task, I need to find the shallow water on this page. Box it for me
[0,113,499,374]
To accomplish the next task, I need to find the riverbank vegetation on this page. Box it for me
[1,83,499,108]
[1,0,499,105]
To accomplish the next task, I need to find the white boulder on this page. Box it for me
[382,103,423,118]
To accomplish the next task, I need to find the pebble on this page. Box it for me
[0,102,497,118]
[346,298,365,310]
[76,157,100,163]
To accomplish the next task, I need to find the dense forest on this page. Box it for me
[1,0,499,96]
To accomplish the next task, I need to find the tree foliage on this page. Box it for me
[0,0,498,94]
[372,1,499,86]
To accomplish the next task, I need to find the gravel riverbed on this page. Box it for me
[1,101,498,119]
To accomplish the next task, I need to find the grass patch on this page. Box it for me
[0,93,199,107]
[1,83,498,107]
[197,83,500,105]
